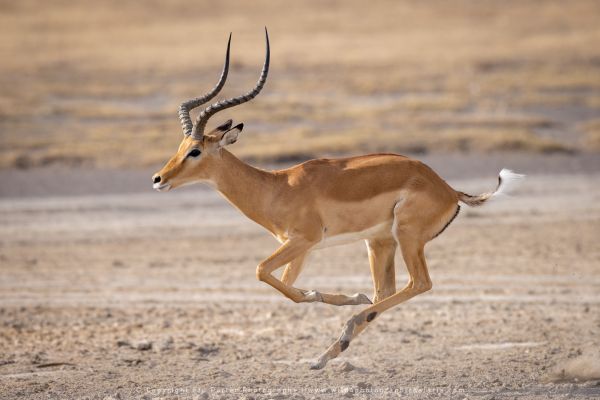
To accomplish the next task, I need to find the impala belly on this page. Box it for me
[314,220,393,249]
[313,191,404,249]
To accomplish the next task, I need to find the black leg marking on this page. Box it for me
[366,312,378,322]
[340,340,349,352]
[432,205,461,239]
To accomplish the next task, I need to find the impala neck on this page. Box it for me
[209,149,282,233]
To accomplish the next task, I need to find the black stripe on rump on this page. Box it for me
[432,205,461,239]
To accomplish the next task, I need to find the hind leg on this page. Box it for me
[310,201,433,369]
[366,237,397,303]
[311,235,431,369]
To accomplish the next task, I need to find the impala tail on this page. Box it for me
[456,168,525,207]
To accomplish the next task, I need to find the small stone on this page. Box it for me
[116,340,131,348]
[159,336,174,351]
[337,361,356,372]
[31,352,47,364]
[197,344,219,356]
[135,340,152,351]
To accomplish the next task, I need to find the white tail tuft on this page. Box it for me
[494,168,526,198]
[456,168,525,207]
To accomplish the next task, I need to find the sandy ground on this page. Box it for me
[1,155,599,399]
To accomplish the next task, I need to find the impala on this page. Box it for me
[152,29,524,369]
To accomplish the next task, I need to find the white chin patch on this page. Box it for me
[153,183,172,192]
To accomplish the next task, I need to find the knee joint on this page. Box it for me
[410,279,432,293]
[416,280,432,293]
[256,264,269,282]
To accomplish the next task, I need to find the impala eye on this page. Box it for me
[187,149,201,158]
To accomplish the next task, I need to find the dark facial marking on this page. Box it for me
[340,340,349,352]
[366,312,378,322]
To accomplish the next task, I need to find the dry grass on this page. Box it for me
[0,0,599,169]
[581,119,600,150]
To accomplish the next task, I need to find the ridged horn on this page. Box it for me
[191,27,270,140]
[178,33,231,136]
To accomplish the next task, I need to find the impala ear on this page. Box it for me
[216,119,233,132]
[218,123,244,147]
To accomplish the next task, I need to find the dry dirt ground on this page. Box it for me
[1,156,599,399]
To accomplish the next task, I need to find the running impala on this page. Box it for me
[152,29,524,369]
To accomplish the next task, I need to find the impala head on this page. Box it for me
[152,28,270,192]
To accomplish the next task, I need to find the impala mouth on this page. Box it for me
[153,182,172,192]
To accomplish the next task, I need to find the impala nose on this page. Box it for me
[153,175,161,184]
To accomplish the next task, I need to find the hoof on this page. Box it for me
[309,359,326,370]
[340,340,350,352]
[303,290,323,303]
[351,293,372,305]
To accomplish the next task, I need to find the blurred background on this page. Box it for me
[0,0,599,177]
[1,1,599,398]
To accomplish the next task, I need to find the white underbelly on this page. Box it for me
[313,221,393,250]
